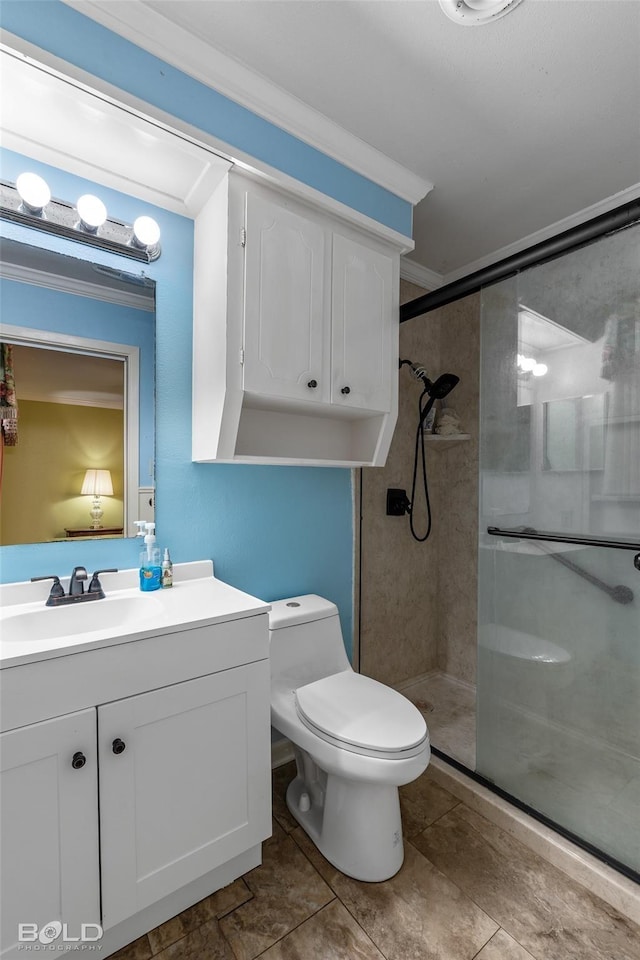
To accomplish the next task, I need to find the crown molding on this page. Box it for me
[441,182,640,286]
[19,388,122,409]
[0,260,155,312]
[62,0,432,206]
[400,258,443,291]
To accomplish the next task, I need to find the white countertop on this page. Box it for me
[0,561,270,669]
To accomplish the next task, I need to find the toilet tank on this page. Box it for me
[268,595,352,690]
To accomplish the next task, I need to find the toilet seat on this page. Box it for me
[294,670,428,760]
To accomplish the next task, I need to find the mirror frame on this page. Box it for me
[1,322,140,540]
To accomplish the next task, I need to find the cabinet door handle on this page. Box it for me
[341,386,351,395]
[71,751,86,770]
[307,379,318,389]
[112,738,126,755]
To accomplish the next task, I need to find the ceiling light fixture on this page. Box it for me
[0,176,161,262]
[439,0,524,27]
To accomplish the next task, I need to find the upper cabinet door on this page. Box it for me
[0,709,100,958]
[331,233,394,412]
[243,191,329,403]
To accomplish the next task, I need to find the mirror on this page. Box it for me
[0,238,155,546]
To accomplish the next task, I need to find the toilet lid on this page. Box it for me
[294,670,428,755]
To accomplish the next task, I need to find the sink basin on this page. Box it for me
[1,596,160,644]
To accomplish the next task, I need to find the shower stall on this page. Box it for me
[477,221,640,877]
[359,211,640,882]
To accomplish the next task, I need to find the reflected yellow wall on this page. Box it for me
[1,400,124,546]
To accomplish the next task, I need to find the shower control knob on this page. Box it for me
[634,553,640,572]
[71,751,86,770]
[307,379,318,389]
[112,738,126,755]
[341,386,351,395]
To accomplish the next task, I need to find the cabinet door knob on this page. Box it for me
[112,738,126,755]
[307,379,318,389]
[341,386,351,395]
[71,751,86,770]
[634,553,640,572]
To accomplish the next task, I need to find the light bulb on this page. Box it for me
[77,194,107,231]
[16,172,51,213]
[520,356,536,372]
[532,363,548,377]
[133,216,161,248]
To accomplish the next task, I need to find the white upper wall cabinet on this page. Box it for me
[331,233,394,413]
[193,173,400,467]
[243,192,329,405]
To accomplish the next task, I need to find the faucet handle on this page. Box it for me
[31,575,65,605]
[88,568,118,595]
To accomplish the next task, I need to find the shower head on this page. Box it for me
[399,359,459,398]
[428,372,460,399]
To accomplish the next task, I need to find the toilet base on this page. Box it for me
[286,766,405,882]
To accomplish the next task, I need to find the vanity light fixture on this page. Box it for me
[16,172,51,213]
[517,353,548,378]
[0,176,161,262]
[77,194,107,232]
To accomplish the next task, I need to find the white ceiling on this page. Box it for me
[29,0,640,285]
[124,0,640,282]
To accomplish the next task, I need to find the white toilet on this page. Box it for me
[269,595,430,882]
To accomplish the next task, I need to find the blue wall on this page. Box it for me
[0,1,416,654]
[0,278,155,487]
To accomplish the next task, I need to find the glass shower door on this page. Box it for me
[477,223,640,875]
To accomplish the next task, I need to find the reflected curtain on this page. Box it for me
[0,343,18,495]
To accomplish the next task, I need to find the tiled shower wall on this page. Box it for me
[359,281,480,687]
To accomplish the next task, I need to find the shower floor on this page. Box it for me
[400,672,477,770]
[399,671,640,872]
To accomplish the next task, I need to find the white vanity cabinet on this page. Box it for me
[0,709,101,957]
[193,173,402,467]
[0,571,271,959]
[99,662,269,928]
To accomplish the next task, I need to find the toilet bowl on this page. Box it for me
[269,595,430,882]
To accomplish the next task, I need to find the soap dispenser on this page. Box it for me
[139,522,162,592]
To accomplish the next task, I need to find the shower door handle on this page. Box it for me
[634,553,640,572]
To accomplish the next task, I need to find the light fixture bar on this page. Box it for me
[0,180,161,263]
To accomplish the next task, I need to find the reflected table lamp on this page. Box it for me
[81,468,113,529]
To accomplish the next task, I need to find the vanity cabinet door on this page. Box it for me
[331,232,394,413]
[0,709,100,958]
[99,661,271,929]
[243,190,329,404]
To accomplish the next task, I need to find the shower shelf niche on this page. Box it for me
[424,434,471,448]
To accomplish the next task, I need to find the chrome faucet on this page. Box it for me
[31,568,118,606]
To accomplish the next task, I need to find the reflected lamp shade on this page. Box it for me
[81,469,113,528]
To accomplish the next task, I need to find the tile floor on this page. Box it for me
[112,761,640,960]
